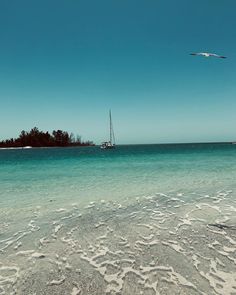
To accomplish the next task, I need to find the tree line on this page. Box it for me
[0,127,94,147]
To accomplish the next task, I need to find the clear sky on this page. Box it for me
[0,0,236,144]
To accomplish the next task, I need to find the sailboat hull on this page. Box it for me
[100,142,115,149]
[100,146,115,149]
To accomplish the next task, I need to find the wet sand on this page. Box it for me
[1,190,236,294]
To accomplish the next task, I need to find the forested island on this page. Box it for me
[0,127,94,148]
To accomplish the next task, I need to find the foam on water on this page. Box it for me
[1,190,236,294]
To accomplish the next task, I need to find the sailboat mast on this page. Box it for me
[109,110,112,144]
[109,109,115,145]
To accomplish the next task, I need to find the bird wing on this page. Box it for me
[210,53,227,58]
[209,53,219,57]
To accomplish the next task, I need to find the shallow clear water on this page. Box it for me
[1,143,236,207]
[1,144,236,294]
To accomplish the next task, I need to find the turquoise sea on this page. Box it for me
[1,144,236,294]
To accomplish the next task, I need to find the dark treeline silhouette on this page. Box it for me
[0,127,94,148]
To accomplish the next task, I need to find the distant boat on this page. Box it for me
[101,110,115,149]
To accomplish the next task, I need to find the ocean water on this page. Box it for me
[0,144,236,294]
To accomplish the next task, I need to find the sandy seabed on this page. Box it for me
[1,190,236,295]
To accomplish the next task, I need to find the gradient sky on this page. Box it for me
[0,0,236,144]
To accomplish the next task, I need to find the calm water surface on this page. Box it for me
[0,143,236,207]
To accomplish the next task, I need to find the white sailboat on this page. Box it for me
[101,110,115,149]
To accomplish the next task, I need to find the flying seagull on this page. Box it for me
[190,52,227,59]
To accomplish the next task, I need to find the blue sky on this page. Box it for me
[0,0,236,144]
